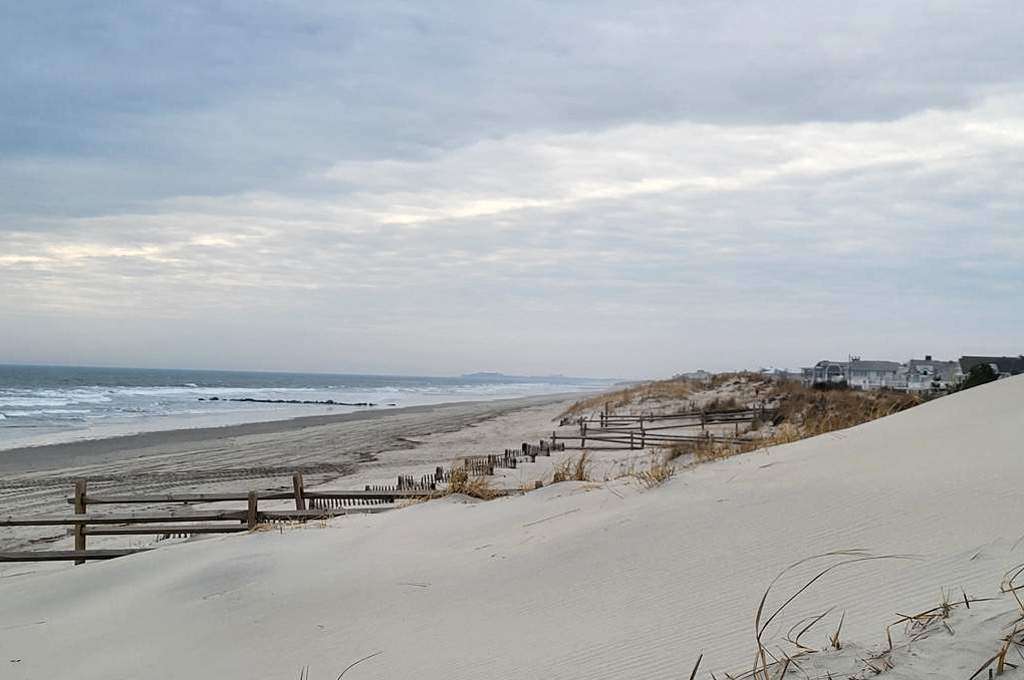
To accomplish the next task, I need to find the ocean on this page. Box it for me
[0,364,610,451]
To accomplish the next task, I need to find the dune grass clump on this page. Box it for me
[701,395,741,411]
[561,389,640,417]
[552,452,591,483]
[663,439,744,464]
[769,380,921,437]
[632,453,675,488]
[688,552,1018,679]
[445,467,497,500]
[561,378,696,417]
[748,550,910,680]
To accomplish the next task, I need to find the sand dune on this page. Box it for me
[2,377,1023,679]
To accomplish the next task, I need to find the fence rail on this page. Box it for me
[552,432,749,449]
[561,406,776,428]
[0,549,152,563]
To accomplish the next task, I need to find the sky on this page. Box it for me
[1,1,1022,378]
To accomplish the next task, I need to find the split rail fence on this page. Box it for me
[0,440,565,566]
[555,405,778,450]
[0,411,746,566]
[0,473,433,565]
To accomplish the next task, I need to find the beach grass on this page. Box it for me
[445,467,497,500]
[552,452,592,483]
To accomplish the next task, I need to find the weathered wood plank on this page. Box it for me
[246,491,258,530]
[305,490,434,499]
[67,489,431,505]
[82,524,249,535]
[259,509,351,520]
[73,479,87,565]
[0,510,247,526]
[0,549,152,563]
[66,491,295,505]
[292,472,306,511]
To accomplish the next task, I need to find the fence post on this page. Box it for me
[292,472,306,511]
[581,421,587,448]
[247,491,258,530]
[630,431,635,450]
[73,480,87,565]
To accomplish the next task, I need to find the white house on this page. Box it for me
[803,354,962,392]
[906,356,960,392]
[844,359,904,390]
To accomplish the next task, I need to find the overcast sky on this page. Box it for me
[1,2,1022,378]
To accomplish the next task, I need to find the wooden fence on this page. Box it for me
[0,473,433,565]
[560,406,776,428]
[552,404,778,450]
[0,442,559,566]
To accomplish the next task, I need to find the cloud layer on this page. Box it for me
[2,2,1023,376]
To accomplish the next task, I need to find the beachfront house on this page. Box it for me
[803,360,847,386]
[803,355,959,391]
[906,356,961,392]
[958,355,1024,379]
[844,358,904,390]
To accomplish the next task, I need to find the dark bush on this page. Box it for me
[962,363,998,390]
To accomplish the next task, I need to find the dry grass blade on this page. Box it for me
[783,609,833,652]
[969,651,1004,680]
[336,651,383,679]
[751,551,908,680]
[573,451,591,481]
[1001,563,1024,612]
[829,611,845,651]
[688,652,703,680]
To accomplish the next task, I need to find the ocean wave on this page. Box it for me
[0,389,114,407]
[110,386,318,398]
[0,397,81,408]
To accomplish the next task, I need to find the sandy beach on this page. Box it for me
[5,5,1019,678]
[1,376,1023,679]
[0,393,579,551]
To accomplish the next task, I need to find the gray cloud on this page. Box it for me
[4,1,1023,214]
[1,2,1023,375]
